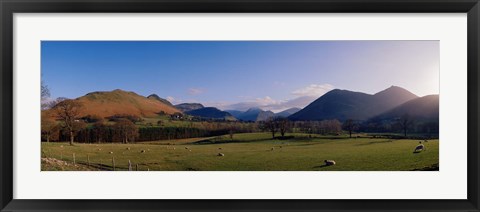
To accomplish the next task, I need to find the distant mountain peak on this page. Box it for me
[231,107,274,121]
[374,85,417,97]
[246,107,262,112]
[147,94,173,106]
[148,94,161,98]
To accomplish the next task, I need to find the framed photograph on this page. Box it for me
[1,0,479,211]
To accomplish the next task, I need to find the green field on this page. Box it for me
[41,133,439,171]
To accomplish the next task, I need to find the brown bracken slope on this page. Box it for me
[66,89,180,118]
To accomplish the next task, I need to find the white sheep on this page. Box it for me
[324,160,336,166]
[141,150,146,153]
[218,153,225,156]
[109,151,113,154]
[126,147,131,150]
[414,143,426,152]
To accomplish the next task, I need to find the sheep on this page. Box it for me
[324,160,336,166]
[218,153,225,156]
[414,143,426,153]
[126,147,131,150]
[98,148,102,151]
[109,151,113,154]
[185,147,189,150]
[218,148,222,150]
[271,147,275,151]
[141,150,146,153]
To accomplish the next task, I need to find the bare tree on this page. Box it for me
[228,122,238,140]
[398,114,413,137]
[263,117,279,139]
[41,80,50,100]
[41,81,51,110]
[342,119,358,138]
[277,117,290,137]
[55,100,83,145]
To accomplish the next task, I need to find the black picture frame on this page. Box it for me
[1,0,479,211]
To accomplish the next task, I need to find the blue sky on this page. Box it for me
[41,41,439,112]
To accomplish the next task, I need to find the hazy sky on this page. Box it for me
[42,41,439,112]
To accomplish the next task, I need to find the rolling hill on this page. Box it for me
[185,107,236,120]
[175,103,204,112]
[370,95,439,122]
[289,86,418,121]
[54,89,181,118]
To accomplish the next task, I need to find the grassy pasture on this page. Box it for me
[41,133,438,171]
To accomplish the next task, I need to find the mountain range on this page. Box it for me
[45,86,438,124]
[289,86,419,121]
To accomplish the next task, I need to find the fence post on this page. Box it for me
[73,153,76,165]
[112,157,115,171]
[128,160,132,171]
[136,164,138,171]
[87,155,90,167]
[60,152,63,160]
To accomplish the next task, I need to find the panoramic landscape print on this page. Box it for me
[41,41,439,171]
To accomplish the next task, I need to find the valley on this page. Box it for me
[41,86,439,171]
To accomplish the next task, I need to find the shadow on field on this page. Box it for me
[193,137,273,145]
[355,139,395,146]
[312,164,330,169]
[411,163,439,171]
[194,135,349,145]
